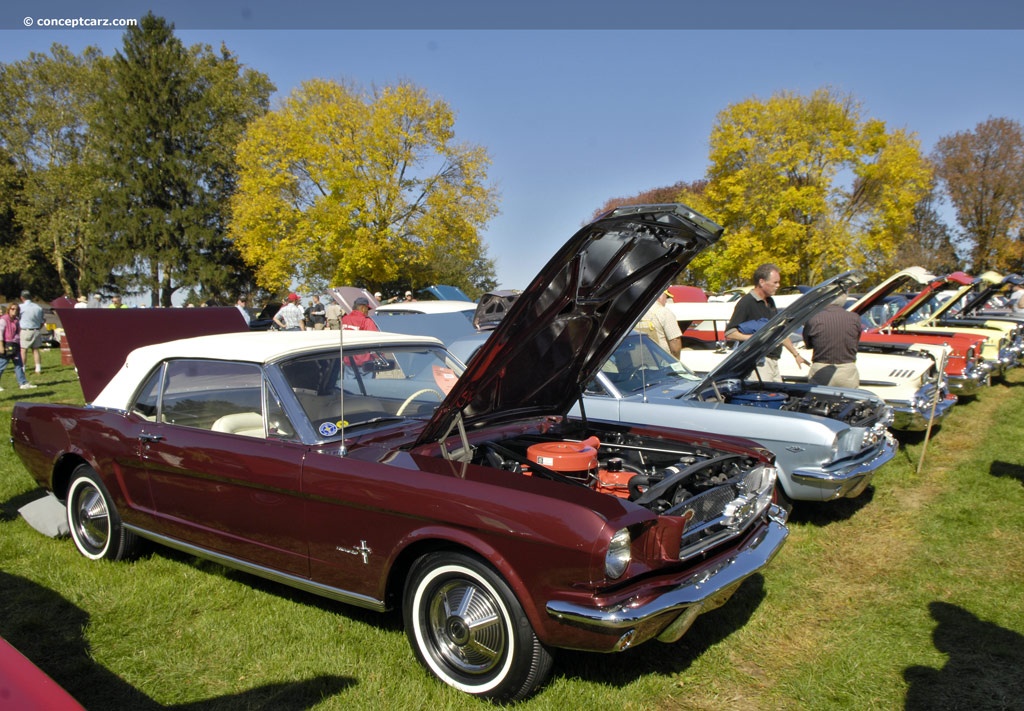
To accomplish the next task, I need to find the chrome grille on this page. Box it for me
[670,470,774,561]
[666,484,735,529]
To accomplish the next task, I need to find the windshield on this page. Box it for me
[861,296,908,329]
[904,291,956,324]
[278,345,462,437]
[591,332,701,394]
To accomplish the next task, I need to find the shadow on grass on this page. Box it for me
[0,571,355,710]
[0,488,49,523]
[991,460,1024,488]
[552,573,767,687]
[785,485,875,526]
[904,601,1024,711]
[893,427,938,448]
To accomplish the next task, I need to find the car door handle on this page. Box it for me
[139,433,164,443]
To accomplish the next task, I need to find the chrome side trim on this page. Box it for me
[124,525,387,612]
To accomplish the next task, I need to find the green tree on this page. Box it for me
[932,116,1024,273]
[230,79,498,294]
[696,88,932,290]
[0,44,107,299]
[92,13,273,305]
[889,180,961,275]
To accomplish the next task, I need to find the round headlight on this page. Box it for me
[605,528,631,579]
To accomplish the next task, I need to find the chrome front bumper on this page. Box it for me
[889,393,958,431]
[948,363,992,396]
[790,432,897,500]
[545,508,789,651]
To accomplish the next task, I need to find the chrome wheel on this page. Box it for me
[426,576,507,675]
[404,552,552,701]
[66,465,137,561]
[73,483,110,553]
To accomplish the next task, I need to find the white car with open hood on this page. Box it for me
[670,273,957,432]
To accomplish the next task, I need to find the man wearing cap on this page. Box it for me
[273,293,306,331]
[19,291,45,374]
[342,297,379,332]
[637,289,682,359]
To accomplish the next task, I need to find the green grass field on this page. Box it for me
[2,348,1022,710]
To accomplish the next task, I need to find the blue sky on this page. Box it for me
[3,2,1024,290]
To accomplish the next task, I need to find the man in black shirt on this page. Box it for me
[305,295,327,330]
[725,263,808,381]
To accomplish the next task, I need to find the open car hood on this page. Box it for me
[847,266,935,317]
[951,271,1024,316]
[886,271,975,326]
[415,204,723,446]
[56,307,249,402]
[847,267,976,327]
[692,270,863,388]
[327,286,378,311]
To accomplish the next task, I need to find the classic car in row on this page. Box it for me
[889,269,1024,359]
[850,267,1018,390]
[668,273,957,432]
[431,273,898,509]
[11,204,788,702]
[955,271,1024,320]
[573,331,895,509]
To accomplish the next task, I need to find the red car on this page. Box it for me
[0,637,85,710]
[850,267,1001,395]
[10,204,788,702]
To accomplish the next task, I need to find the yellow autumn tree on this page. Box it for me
[689,88,932,290]
[229,79,498,292]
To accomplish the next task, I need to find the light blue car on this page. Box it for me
[443,273,899,509]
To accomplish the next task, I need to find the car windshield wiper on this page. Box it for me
[625,373,672,393]
[345,416,410,428]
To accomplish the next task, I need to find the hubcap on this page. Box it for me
[427,579,506,675]
[75,486,110,551]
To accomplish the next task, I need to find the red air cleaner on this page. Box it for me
[527,436,601,483]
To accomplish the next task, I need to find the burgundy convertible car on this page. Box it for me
[11,204,788,701]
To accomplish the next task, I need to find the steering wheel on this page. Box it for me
[396,388,444,416]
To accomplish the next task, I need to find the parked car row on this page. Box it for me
[9,203,1018,703]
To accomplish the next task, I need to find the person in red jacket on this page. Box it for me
[341,297,379,331]
[341,297,379,370]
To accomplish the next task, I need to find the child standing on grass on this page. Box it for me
[0,303,36,391]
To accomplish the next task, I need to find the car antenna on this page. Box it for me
[337,322,347,455]
[639,332,649,403]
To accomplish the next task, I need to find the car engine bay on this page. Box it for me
[471,428,777,561]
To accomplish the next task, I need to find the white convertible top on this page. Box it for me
[91,330,443,410]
